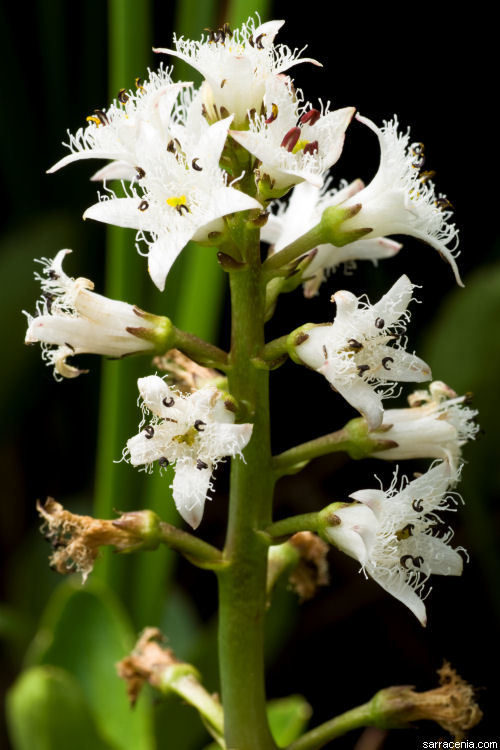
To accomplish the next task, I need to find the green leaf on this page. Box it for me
[6,665,114,750]
[267,695,312,747]
[423,260,500,616]
[26,581,154,750]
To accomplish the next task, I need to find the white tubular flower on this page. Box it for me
[262,180,401,296]
[372,381,478,470]
[340,114,462,286]
[154,17,320,126]
[230,76,354,191]
[126,375,253,529]
[82,116,261,290]
[24,250,164,379]
[295,276,431,429]
[325,461,465,625]
[48,68,189,182]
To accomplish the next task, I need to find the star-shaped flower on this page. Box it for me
[370,381,478,470]
[262,179,401,296]
[24,250,163,378]
[82,116,261,290]
[48,68,189,182]
[324,461,465,625]
[154,16,320,126]
[339,114,462,285]
[230,76,354,192]
[294,275,431,429]
[126,376,253,529]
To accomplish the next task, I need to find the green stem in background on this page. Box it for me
[217,224,277,750]
[132,0,222,630]
[93,0,152,592]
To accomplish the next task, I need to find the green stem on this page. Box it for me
[272,429,352,474]
[217,226,277,750]
[172,325,229,369]
[258,335,290,366]
[287,700,377,750]
[265,513,322,541]
[262,224,324,274]
[161,674,224,738]
[158,522,224,567]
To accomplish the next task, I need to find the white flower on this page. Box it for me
[325,461,465,625]
[82,116,261,290]
[262,180,401,296]
[154,16,321,126]
[372,381,478,470]
[230,76,354,191]
[340,115,462,286]
[24,250,161,379]
[48,67,189,182]
[295,275,431,429]
[126,375,253,528]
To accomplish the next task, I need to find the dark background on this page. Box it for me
[1,1,498,748]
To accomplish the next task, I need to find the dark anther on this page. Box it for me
[194,420,206,432]
[435,197,454,210]
[158,456,169,468]
[191,158,203,171]
[464,391,474,404]
[396,523,414,540]
[357,364,370,376]
[322,345,328,360]
[196,459,208,470]
[64,342,75,352]
[138,200,149,211]
[167,140,176,153]
[220,79,227,88]
[135,166,146,179]
[162,396,175,407]
[382,356,394,370]
[375,317,385,329]
[118,88,129,104]
[175,204,190,216]
[94,109,109,126]
[410,142,425,155]
[48,270,59,280]
[219,106,230,118]
[280,127,301,152]
[265,103,278,124]
[248,34,255,47]
[255,33,266,49]
[400,554,424,569]
[420,169,436,183]
[348,338,363,351]
[412,498,424,512]
[300,108,321,126]
[303,140,319,155]
[144,425,154,439]
[412,155,426,169]
[135,77,143,88]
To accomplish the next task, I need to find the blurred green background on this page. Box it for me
[1,1,499,748]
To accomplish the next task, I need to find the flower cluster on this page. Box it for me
[28,15,477,627]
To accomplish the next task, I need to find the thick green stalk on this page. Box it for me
[217,227,277,750]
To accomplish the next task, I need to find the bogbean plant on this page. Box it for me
[27,15,482,750]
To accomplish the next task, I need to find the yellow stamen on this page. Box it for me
[135,77,145,92]
[166,195,188,208]
[291,139,309,155]
[172,427,197,446]
[86,116,101,126]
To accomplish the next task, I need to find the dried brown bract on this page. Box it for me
[153,348,222,393]
[289,531,330,601]
[116,627,179,706]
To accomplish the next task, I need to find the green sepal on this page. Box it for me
[286,324,318,364]
[319,203,372,247]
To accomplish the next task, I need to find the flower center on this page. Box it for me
[166,195,190,215]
